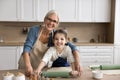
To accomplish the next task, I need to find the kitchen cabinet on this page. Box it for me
[37,0,50,21]
[0,46,23,70]
[0,46,18,70]
[17,0,36,21]
[0,0,111,22]
[0,0,18,21]
[114,0,120,64]
[77,46,114,66]
[114,46,120,64]
[19,0,78,22]
[51,0,78,22]
[0,0,49,21]
[18,0,49,21]
[94,0,111,22]
[78,0,92,22]
[17,46,23,67]
[79,0,111,22]
[19,0,111,22]
[114,0,120,46]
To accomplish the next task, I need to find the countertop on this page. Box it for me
[0,41,24,46]
[0,41,114,46]
[73,42,114,46]
[0,68,120,80]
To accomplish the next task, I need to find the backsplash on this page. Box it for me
[0,22,110,43]
[0,22,41,42]
[59,23,108,43]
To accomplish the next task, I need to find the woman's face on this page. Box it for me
[44,14,59,31]
[53,33,67,49]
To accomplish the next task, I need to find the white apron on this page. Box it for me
[18,28,49,69]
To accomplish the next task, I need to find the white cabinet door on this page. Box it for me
[114,0,120,45]
[78,0,111,22]
[114,46,120,64]
[79,0,93,22]
[114,0,120,64]
[78,46,114,66]
[94,0,111,22]
[51,0,78,22]
[0,0,111,22]
[18,0,36,21]
[37,0,50,21]
[16,46,23,68]
[0,0,18,21]
[0,46,18,70]
[18,0,50,21]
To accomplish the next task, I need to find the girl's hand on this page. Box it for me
[34,69,42,76]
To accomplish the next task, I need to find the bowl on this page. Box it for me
[14,72,25,80]
[3,72,14,80]
[92,70,103,80]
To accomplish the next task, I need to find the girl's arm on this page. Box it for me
[35,61,46,75]
[35,47,54,75]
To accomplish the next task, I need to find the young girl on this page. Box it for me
[35,29,79,77]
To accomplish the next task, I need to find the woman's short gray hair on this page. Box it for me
[44,10,59,24]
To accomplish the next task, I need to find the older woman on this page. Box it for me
[18,10,82,76]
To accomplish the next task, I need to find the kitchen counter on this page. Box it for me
[0,41,24,46]
[0,41,114,46]
[73,42,114,46]
[0,68,120,80]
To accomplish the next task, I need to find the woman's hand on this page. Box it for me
[75,62,83,76]
[70,71,79,77]
[29,70,40,80]
[23,52,33,77]
[72,50,83,76]
[25,65,33,77]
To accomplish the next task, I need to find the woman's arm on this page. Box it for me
[22,26,40,76]
[67,42,77,51]
[23,52,33,77]
[23,26,40,53]
[67,42,82,75]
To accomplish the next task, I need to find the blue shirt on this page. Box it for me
[23,25,78,54]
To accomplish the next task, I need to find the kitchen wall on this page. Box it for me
[59,23,110,43]
[0,22,111,43]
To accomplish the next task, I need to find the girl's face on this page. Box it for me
[53,33,67,49]
[44,14,59,31]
